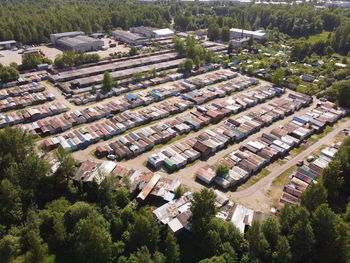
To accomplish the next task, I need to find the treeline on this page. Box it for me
[173,35,216,72]
[54,51,100,69]
[291,24,350,61]
[0,1,171,44]
[173,4,344,38]
[0,128,179,263]
[0,1,348,45]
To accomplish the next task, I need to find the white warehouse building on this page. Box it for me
[230,28,269,40]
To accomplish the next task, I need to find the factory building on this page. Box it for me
[230,28,269,40]
[112,30,149,45]
[56,35,104,52]
[130,26,174,38]
[50,31,84,45]
[130,26,158,38]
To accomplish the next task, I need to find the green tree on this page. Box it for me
[271,68,285,86]
[216,163,229,177]
[102,71,114,92]
[21,53,43,70]
[261,217,280,250]
[246,220,271,262]
[129,46,138,56]
[0,234,21,263]
[311,204,349,263]
[174,185,185,199]
[300,183,327,212]
[272,236,291,263]
[163,231,180,263]
[221,26,231,42]
[128,211,160,253]
[208,24,221,41]
[0,179,23,226]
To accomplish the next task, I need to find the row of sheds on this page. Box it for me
[39,69,233,137]
[0,91,55,113]
[0,102,68,129]
[0,82,44,100]
[70,71,185,105]
[96,84,279,161]
[51,50,177,83]
[196,101,345,189]
[1,70,49,89]
[279,143,340,208]
[40,69,247,148]
[43,97,193,151]
[69,63,221,105]
[148,86,288,171]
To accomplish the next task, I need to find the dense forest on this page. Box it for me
[0,0,349,45]
[0,125,349,263]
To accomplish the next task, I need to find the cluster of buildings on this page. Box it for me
[70,71,185,105]
[73,158,269,235]
[112,26,174,46]
[196,100,345,189]
[40,69,235,147]
[0,102,67,128]
[279,143,340,208]
[43,97,194,151]
[153,189,269,234]
[92,76,260,159]
[148,85,286,171]
[50,31,104,52]
[0,82,45,100]
[0,91,55,112]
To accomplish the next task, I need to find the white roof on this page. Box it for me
[153,28,174,36]
[230,28,267,37]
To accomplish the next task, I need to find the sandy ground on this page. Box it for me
[0,37,130,66]
[0,49,22,65]
[88,37,130,58]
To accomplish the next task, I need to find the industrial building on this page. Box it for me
[130,26,158,38]
[56,35,104,52]
[0,40,16,50]
[230,28,269,40]
[130,26,174,38]
[112,30,149,45]
[50,31,84,45]
[152,28,174,38]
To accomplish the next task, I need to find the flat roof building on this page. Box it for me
[130,26,158,38]
[50,31,84,45]
[56,35,103,52]
[230,28,269,40]
[112,30,149,45]
[153,28,174,38]
[0,40,16,50]
[130,26,174,38]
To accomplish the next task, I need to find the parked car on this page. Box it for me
[297,160,304,166]
[107,154,117,160]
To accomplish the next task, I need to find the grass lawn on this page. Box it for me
[268,165,296,206]
[306,31,330,43]
[272,165,296,186]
